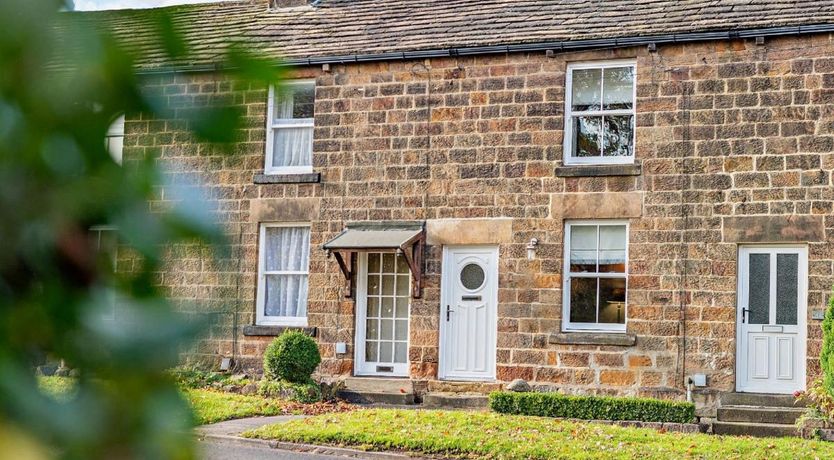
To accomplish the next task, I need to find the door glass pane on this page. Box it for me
[381,275,395,295]
[599,278,626,324]
[366,319,379,340]
[569,277,597,323]
[380,319,393,340]
[381,298,394,317]
[776,253,798,325]
[460,263,485,290]
[395,297,408,318]
[395,320,408,340]
[571,68,602,111]
[573,116,602,157]
[396,275,410,296]
[748,253,770,325]
[379,342,393,362]
[365,341,378,362]
[394,342,407,363]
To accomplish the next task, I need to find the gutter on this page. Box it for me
[135,22,834,75]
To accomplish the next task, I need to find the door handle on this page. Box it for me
[741,308,749,324]
[446,305,451,322]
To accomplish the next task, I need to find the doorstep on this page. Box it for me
[337,377,418,405]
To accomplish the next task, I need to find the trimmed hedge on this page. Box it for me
[489,391,695,424]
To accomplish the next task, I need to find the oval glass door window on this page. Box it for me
[460,263,486,290]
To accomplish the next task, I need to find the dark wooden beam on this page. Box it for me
[332,251,355,299]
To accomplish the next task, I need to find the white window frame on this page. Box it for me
[105,114,125,165]
[562,220,629,333]
[265,80,315,175]
[563,60,636,166]
[256,222,311,327]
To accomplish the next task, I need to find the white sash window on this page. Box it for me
[257,223,311,326]
[563,221,628,332]
[266,81,315,175]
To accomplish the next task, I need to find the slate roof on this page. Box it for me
[66,0,834,71]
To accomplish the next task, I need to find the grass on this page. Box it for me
[245,408,834,460]
[37,376,353,426]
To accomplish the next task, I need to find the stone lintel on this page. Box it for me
[549,332,637,346]
[242,325,317,337]
[722,215,825,243]
[551,192,643,219]
[426,218,513,245]
[250,197,320,223]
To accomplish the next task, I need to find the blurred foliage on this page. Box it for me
[0,1,281,458]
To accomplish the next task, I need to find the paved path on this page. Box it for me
[195,415,305,438]
[198,439,347,460]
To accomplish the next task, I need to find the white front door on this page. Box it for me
[439,246,498,381]
[736,246,807,394]
[354,253,410,377]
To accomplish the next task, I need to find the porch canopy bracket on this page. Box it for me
[323,221,425,299]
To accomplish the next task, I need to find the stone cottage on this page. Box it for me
[79,0,834,433]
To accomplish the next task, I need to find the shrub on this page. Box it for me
[489,391,695,424]
[263,331,321,384]
[258,379,321,403]
[821,290,834,396]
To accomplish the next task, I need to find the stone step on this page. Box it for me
[713,421,798,438]
[337,390,417,405]
[342,377,414,394]
[719,392,802,408]
[426,380,503,394]
[717,406,805,425]
[422,393,489,410]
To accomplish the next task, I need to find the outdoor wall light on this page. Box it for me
[526,238,539,260]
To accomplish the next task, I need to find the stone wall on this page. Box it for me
[127,33,834,412]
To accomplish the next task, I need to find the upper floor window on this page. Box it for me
[105,115,125,164]
[564,61,635,165]
[563,221,628,333]
[266,81,315,175]
[256,223,311,326]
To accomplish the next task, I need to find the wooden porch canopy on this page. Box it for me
[322,221,425,299]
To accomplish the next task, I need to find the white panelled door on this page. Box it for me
[439,246,498,381]
[736,246,807,394]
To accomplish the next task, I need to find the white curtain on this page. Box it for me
[272,126,313,168]
[264,226,310,318]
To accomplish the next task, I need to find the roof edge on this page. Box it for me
[134,22,834,75]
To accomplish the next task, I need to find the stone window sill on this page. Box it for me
[555,162,642,178]
[242,325,317,337]
[549,332,636,346]
[253,172,321,184]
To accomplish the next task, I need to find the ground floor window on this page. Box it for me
[256,223,311,326]
[563,221,628,332]
[356,253,410,375]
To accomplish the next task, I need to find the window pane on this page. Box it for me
[602,115,634,157]
[573,116,602,157]
[394,320,408,340]
[598,225,627,273]
[396,255,409,273]
[571,68,601,111]
[748,253,770,325]
[395,296,408,318]
[396,275,410,297]
[381,275,395,296]
[776,253,798,326]
[275,83,314,120]
[264,274,308,317]
[602,67,634,110]
[570,225,597,272]
[264,226,310,272]
[569,277,597,323]
[272,126,312,168]
[368,297,380,317]
[368,273,380,295]
[379,341,393,362]
[382,253,395,273]
[599,278,627,324]
[368,253,381,273]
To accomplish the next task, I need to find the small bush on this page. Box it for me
[258,379,321,403]
[263,331,321,384]
[489,391,695,424]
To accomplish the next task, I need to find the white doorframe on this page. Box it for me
[438,245,499,381]
[736,245,807,394]
[354,252,411,377]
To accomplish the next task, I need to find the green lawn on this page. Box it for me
[246,408,834,460]
[38,376,352,426]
